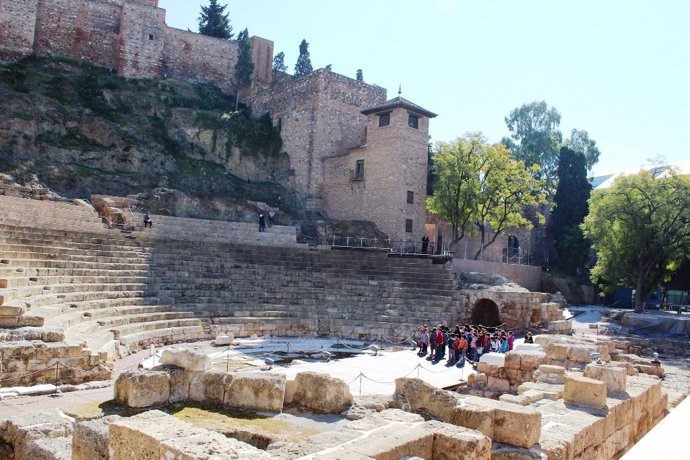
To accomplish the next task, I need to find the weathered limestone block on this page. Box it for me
[159,347,210,371]
[108,410,271,460]
[584,363,627,394]
[114,370,170,408]
[486,376,510,393]
[224,371,286,412]
[563,373,607,409]
[72,416,121,460]
[452,396,541,448]
[467,372,487,389]
[534,364,566,384]
[164,366,192,403]
[0,409,74,460]
[188,369,228,403]
[333,419,491,460]
[636,363,665,378]
[214,333,234,345]
[292,371,353,414]
[395,377,460,421]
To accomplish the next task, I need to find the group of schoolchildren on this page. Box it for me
[415,321,532,366]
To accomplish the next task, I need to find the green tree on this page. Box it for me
[234,28,254,110]
[565,129,600,174]
[427,133,546,258]
[426,135,484,242]
[294,39,313,77]
[504,101,562,192]
[473,144,546,259]
[272,51,288,81]
[582,170,690,312]
[198,0,233,40]
[550,147,591,273]
[356,69,364,82]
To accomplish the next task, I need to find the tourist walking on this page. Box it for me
[259,214,266,232]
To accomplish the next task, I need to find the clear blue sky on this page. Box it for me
[159,0,689,177]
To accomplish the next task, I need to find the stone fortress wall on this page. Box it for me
[0,0,433,243]
[0,0,272,88]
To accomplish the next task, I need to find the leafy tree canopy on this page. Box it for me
[294,39,313,77]
[582,169,690,312]
[427,133,547,258]
[504,101,562,192]
[198,0,233,40]
[565,129,600,174]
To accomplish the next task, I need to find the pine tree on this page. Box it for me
[272,52,287,74]
[198,0,233,40]
[356,69,364,82]
[294,39,313,77]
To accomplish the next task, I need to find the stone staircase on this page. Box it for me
[0,194,463,385]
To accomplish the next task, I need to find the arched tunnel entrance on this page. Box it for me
[471,298,501,328]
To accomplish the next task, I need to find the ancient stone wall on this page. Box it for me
[1,0,271,91]
[117,1,165,78]
[32,0,122,70]
[0,0,39,62]
[453,258,542,292]
[322,104,430,241]
[162,27,237,90]
[251,70,387,197]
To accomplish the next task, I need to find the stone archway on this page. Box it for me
[471,298,501,327]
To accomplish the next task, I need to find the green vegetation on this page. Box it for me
[294,39,314,77]
[427,133,547,258]
[582,170,690,312]
[198,0,233,40]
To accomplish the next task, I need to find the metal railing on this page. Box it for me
[327,235,452,256]
[451,240,532,265]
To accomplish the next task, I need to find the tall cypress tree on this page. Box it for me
[294,39,313,77]
[550,147,592,273]
[198,0,233,40]
[234,28,254,109]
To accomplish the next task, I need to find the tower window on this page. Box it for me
[407,191,414,204]
[408,114,419,129]
[378,113,390,127]
[405,219,413,233]
[353,159,365,180]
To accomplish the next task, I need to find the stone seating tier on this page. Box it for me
[131,212,298,247]
[1,203,464,383]
[0,195,107,233]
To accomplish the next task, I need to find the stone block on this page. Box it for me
[503,351,521,369]
[584,363,627,394]
[491,401,541,448]
[479,352,505,366]
[563,373,607,409]
[486,376,510,393]
[214,333,234,345]
[114,370,170,408]
[518,350,546,371]
[109,410,271,460]
[292,371,353,414]
[224,371,286,412]
[159,347,210,371]
[188,369,228,403]
[165,366,191,403]
[72,416,120,460]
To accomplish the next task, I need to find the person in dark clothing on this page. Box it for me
[421,235,430,254]
[143,212,152,228]
[259,214,266,232]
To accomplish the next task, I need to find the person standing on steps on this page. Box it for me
[259,214,266,232]
[421,234,429,254]
[143,212,152,228]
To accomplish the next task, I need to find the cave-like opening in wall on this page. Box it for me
[471,298,501,328]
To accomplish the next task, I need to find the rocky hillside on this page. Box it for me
[0,56,301,221]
